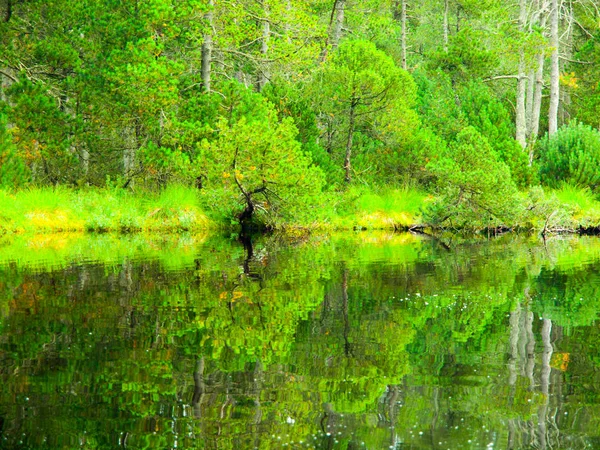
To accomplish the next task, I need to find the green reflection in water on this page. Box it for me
[0,233,600,449]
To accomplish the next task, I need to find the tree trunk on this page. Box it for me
[548,0,559,135]
[529,0,547,159]
[332,0,346,51]
[560,3,574,125]
[253,360,263,425]
[508,303,521,388]
[122,125,137,183]
[257,1,270,92]
[516,71,527,148]
[201,0,214,93]
[0,67,15,131]
[525,309,535,390]
[81,146,89,176]
[455,4,461,34]
[530,51,545,144]
[401,0,408,70]
[515,0,528,149]
[321,0,346,61]
[344,101,356,184]
[284,0,291,42]
[0,69,10,103]
[2,0,11,23]
[526,69,535,137]
[341,267,351,356]
[443,0,449,51]
[331,0,346,50]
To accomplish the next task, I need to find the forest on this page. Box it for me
[2,0,600,232]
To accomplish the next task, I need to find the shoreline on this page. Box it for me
[2,185,600,237]
[2,219,600,238]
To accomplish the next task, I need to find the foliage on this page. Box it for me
[538,122,600,191]
[263,79,341,184]
[313,39,418,183]
[413,69,465,142]
[1,0,600,230]
[197,90,325,226]
[1,232,600,447]
[519,186,573,232]
[571,33,600,128]
[552,184,600,228]
[314,185,428,230]
[429,28,499,84]
[369,127,445,186]
[460,81,535,188]
[425,127,520,228]
[0,109,28,188]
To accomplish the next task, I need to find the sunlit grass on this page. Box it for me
[0,185,431,235]
[0,186,215,235]
[310,185,429,231]
[6,184,599,235]
[553,184,600,227]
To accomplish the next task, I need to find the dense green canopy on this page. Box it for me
[2,0,600,227]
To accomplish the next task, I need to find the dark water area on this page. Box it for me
[1,232,600,449]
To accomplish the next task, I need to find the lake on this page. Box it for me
[1,232,600,449]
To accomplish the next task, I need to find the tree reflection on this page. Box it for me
[0,233,599,448]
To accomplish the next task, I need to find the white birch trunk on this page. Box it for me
[320,0,346,62]
[560,3,574,125]
[515,0,528,149]
[0,70,9,104]
[123,126,137,182]
[0,67,15,128]
[526,69,535,137]
[81,146,89,176]
[284,0,291,43]
[516,65,528,149]
[548,0,559,135]
[530,1,549,155]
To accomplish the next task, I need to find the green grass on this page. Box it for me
[0,185,431,235]
[9,184,600,235]
[309,185,429,231]
[0,186,214,235]
[552,184,600,228]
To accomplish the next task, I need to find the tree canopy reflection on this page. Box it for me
[1,233,600,448]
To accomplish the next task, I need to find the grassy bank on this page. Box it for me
[0,186,213,234]
[2,184,600,235]
[0,185,430,235]
[293,186,429,231]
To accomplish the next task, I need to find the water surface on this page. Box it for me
[1,232,600,449]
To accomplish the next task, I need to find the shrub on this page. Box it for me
[197,101,325,228]
[460,81,535,188]
[425,127,520,229]
[538,122,600,191]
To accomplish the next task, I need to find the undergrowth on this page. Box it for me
[2,184,600,235]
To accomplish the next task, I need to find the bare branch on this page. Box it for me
[0,69,17,83]
[483,75,520,82]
